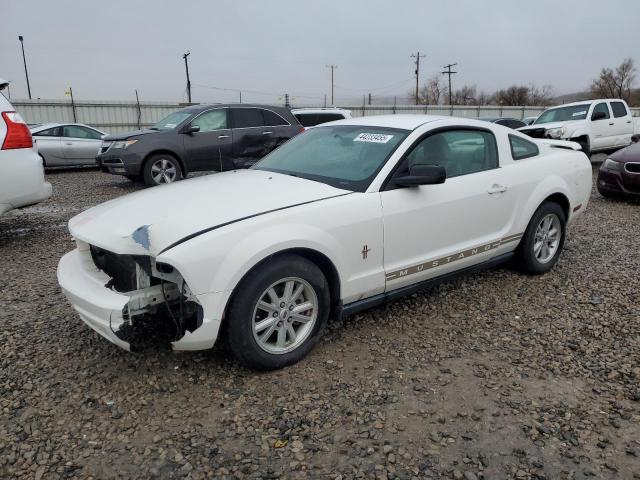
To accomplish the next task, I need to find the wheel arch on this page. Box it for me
[142,149,187,175]
[221,247,342,327]
[542,192,570,220]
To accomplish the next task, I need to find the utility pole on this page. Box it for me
[239,91,242,103]
[284,93,290,108]
[368,93,372,105]
[18,36,32,99]
[326,64,337,105]
[182,52,192,103]
[135,89,141,129]
[441,63,458,106]
[410,51,425,105]
[65,87,76,122]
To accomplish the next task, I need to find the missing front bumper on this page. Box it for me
[58,247,204,351]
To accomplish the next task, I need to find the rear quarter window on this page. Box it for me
[610,101,629,118]
[295,113,345,127]
[509,134,539,160]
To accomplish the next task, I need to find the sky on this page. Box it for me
[1,0,638,105]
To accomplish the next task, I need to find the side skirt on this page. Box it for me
[339,252,514,319]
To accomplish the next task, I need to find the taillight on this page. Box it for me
[298,126,305,133]
[2,111,33,150]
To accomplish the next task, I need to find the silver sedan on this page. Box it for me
[31,123,107,167]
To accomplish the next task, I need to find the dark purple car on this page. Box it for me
[597,140,640,198]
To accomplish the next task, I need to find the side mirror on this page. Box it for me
[591,111,607,121]
[184,125,200,134]
[394,165,446,187]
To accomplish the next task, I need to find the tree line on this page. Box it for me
[409,58,638,107]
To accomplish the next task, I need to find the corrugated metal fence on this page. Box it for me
[10,99,640,134]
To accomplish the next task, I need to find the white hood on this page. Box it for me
[69,169,350,256]
[519,120,582,132]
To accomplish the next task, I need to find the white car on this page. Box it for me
[31,123,106,167]
[519,99,640,156]
[0,79,52,216]
[58,115,592,370]
[291,108,352,127]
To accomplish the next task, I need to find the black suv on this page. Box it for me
[97,104,303,186]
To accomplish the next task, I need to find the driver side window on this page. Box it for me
[404,129,498,178]
[591,102,610,120]
[191,109,228,132]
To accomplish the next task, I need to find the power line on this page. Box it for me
[410,51,425,105]
[192,83,324,100]
[334,77,413,93]
[441,63,458,106]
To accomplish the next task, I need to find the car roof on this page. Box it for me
[181,103,290,113]
[315,114,465,131]
[545,99,624,109]
[291,108,351,115]
[30,122,104,132]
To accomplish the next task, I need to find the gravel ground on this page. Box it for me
[0,164,639,480]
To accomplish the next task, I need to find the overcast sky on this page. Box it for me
[1,0,638,105]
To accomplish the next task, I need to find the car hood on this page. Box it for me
[519,121,581,132]
[68,169,351,256]
[611,142,640,162]
[102,129,159,141]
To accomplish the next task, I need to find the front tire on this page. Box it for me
[226,254,330,370]
[514,202,566,275]
[576,138,590,158]
[142,154,182,186]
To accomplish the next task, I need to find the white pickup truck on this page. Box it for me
[519,99,640,156]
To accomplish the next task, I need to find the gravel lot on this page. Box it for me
[1,164,639,480]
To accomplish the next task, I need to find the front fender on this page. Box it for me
[157,221,348,319]
[566,128,589,141]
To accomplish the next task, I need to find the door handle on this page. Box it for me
[609,122,614,126]
[627,120,632,124]
[488,184,508,195]
[65,142,73,145]
[262,131,273,135]
[218,135,230,139]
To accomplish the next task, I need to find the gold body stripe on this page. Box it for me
[385,234,523,281]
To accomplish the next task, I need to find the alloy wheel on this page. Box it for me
[251,277,318,354]
[533,213,561,264]
[150,158,177,184]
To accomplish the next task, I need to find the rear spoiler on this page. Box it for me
[539,139,582,151]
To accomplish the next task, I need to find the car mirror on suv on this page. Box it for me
[183,125,200,134]
[394,165,446,187]
[591,111,607,121]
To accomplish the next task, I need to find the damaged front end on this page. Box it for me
[58,240,203,351]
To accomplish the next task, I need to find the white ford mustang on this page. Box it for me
[58,115,592,370]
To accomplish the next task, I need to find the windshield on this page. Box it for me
[151,111,192,130]
[534,104,590,124]
[253,125,409,192]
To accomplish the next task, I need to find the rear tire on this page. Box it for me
[575,138,590,158]
[226,254,330,370]
[142,154,182,186]
[514,202,566,275]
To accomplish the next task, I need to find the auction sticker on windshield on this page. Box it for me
[354,133,394,143]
